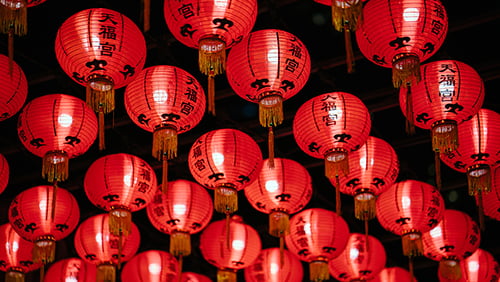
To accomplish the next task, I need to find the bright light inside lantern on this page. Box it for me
[402,196,411,209]
[6,241,19,252]
[212,152,225,166]
[467,260,480,272]
[65,278,78,282]
[403,8,420,21]
[123,174,132,187]
[58,113,73,127]
[95,233,103,244]
[39,199,47,212]
[265,180,279,192]
[232,240,245,251]
[148,263,162,275]
[429,226,442,238]
[439,81,455,98]
[350,248,360,260]
[267,49,279,63]
[173,204,187,215]
[304,223,312,235]
[270,262,279,274]
[214,0,228,8]
[153,90,168,104]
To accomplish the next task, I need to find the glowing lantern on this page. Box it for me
[285,208,350,282]
[372,267,417,282]
[55,8,147,150]
[244,248,304,282]
[438,248,500,282]
[120,250,178,282]
[0,154,9,195]
[163,0,258,115]
[44,257,97,282]
[0,53,27,121]
[180,272,212,282]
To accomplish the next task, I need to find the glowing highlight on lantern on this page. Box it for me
[173,204,187,215]
[429,226,442,238]
[265,180,279,192]
[267,49,279,63]
[153,90,168,104]
[467,260,479,272]
[39,199,47,212]
[403,8,420,22]
[232,239,245,251]
[304,223,312,235]
[214,0,228,8]
[402,196,411,209]
[58,114,73,127]
[148,263,162,275]
[212,152,225,166]
[350,248,360,260]
[270,262,279,274]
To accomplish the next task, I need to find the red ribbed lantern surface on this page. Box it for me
[124,65,206,188]
[188,128,263,215]
[328,233,387,281]
[0,223,41,282]
[355,0,448,88]
[481,165,500,221]
[84,153,158,237]
[0,54,27,122]
[422,209,481,280]
[372,267,417,282]
[438,248,500,282]
[74,213,141,282]
[120,250,178,282]
[44,257,97,282]
[17,94,98,183]
[0,154,9,195]
[285,208,350,282]
[164,0,258,115]
[8,185,80,264]
[199,215,262,282]
[180,272,212,282]
[244,248,304,282]
[55,8,147,150]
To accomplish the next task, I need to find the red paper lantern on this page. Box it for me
[0,53,27,122]
[188,128,263,215]
[244,248,304,282]
[74,213,141,282]
[124,65,206,187]
[355,0,448,88]
[44,257,97,282]
[181,272,212,282]
[336,136,400,221]
[422,209,481,280]
[0,154,9,195]
[372,267,417,282]
[146,179,213,258]
[199,215,262,282]
[0,223,41,282]
[8,185,80,264]
[84,153,158,237]
[438,248,500,282]
[17,94,98,183]
[163,0,258,115]
[120,250,179,282]
[376,179,445,258]
[55,8,147,149]
[329,233,387,281]
[481,165,500,221]
[284,208,350,282]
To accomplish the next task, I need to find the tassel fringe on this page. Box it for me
[467,164,491,195]
[97,263,116,282]
[354,192,376,221]
[214,185,238,214]
[217,269,236,282]
[86,75,115,114]
[331,0,363,32]
[109,207,131,237]
[309,259,329,282]
[432,120,458,153]
[269,210,290,237]
[198,38,226,76]
[0,3,27,36]
[170,231,191,257]
[259,93,283,128]
[325,149,349,179]
[152,126,178,160]
[392,54,421,88]
[439,258,462,280]
[42,151,69,183]
[33,235,56,264]
[401,231,423,257]
[5,268,25,282]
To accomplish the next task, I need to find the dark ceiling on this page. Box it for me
[0,0,500,281]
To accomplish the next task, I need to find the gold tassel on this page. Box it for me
[439,258,462,280]
[32,235,56,264]
[467,164,491,196]
[431,120,458,153]
[152,126,178,161]
[199,38,226,76]
[5,268,25,282]
[217,268,236,282]
[42,150,68,183]
[401,231,423,257]
[331,0,363,32]
[325,149,349,179]
[142,0,150,32]
[97,263,116,282]
[259,93,283,128]
[267,127,275,169]
[434,152,442,191]
[392,54,421,89]
[170,230,191,257]
[344,28,355,74]
[0,1,27,36]
[309,259,329,282]
[354,191,376,221]
[86,75,115,114]
[269,210,290,237]
[214,184,238,214]
[98,110,105,151]
[109,206,131,237]
[208,75,216,116]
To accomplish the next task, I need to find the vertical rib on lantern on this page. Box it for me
[0,54,27,122]
[44,257,97,282]
[244,248,304,282]
[120,250,179,282]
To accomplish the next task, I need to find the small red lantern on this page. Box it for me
[199,215,262,282]
[244,248,304,282]
[0,153,9,195]
[422,209,481,280]
[8,185,80,264]
[44,257,97,282]
[329,233,387,281]
[124,65,206,188]
[17,94,98,183]
[163,0,258,115]
[120,250,179,282]
[481,165,500,221]
[372,267,417,282]
[74,213,141,282]
[438,248,500,282]
[284,208,350,282]
[0,53,27,121]
[180,272,212,282]
[0,223,41,282]
[355,0,448,88]
[84,153,158,237]
[188,128,263,215]
[55,8,147,150]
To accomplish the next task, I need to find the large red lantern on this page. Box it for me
[180,272,212,282]
[244,248,304,282]
[163,0,258,115]
[124,65,206,188]
[199,215,262,282]
[328,233,387,281]
[44,257,97,282]
[188,128,263,215]
[481,165,500,221]
[55,8,147,150]
[84,153,158,237]
[372,267,417,282]
[0,154,9,195]
[285,208,350,282]
[74,213,141,282]
[355,0,448,88]
[0,53,27,121]
[120,250,178,282]
[438,248,500,282]
[17,94,98,183]
[8,185,80,264]
[422,209,481,280]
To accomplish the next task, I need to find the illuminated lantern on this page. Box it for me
[44,257,97,282]
[124,65,206,188]
[0,53,27,121]
[293,92,371,214]
[372,267,417,282]
[329,233,387,281]
[8,185,80,264]
[355,0,448,88]
[74,213,141,282]
[120,250,178,282]
[285,208,350,282]
[146,179,213,260]
[336,136,399,222]
[84,153,158,237]
[0,154,9,195]
[163,0,258,115]
[0,223,41,282]
[180,272,212,282]
[55,8,147,150]
[244,248,304,282]
[226,29,311,165]
[17,94,98,183]
[188,128,263,215]
[438,248,500,282]
[481,165,500,221]
[422,209,481,280]
[199,215,262,282]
